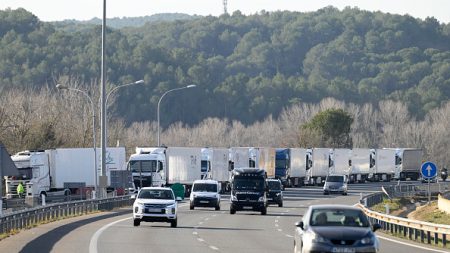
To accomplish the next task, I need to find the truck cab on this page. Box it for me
[275,149,289,187]
[127,147,166,189]
[229,167,267,215]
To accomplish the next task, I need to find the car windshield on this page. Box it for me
[193,183,217,192]
[310,209,370,227]
[267,181,281,190]
[327,176,344,183]
[138,189,174,200]
[233,177,265,191]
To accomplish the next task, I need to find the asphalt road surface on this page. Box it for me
[1,182,449,253]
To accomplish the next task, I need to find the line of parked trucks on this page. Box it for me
[3,146,423,200]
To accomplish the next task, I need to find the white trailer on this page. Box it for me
[372,149,395,181]
[330,149,351,177]
[209,148,230,192]
[288,148,310,187]
[305,148,331,186]
[7,147,126,198]
[350,148,371,183]
[257,147,276,178]
[166,147,202,190]
[229,147,250,169]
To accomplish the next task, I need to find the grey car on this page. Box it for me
[294,205,381,253]
[323,175,348,195]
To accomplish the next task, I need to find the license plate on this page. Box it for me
[200,200,209,203]
[332,247,355,253]
[146,208,161,213]
[243,206,253,210]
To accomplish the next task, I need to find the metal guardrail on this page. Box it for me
[0,196,133,236]
[359,184,450,248]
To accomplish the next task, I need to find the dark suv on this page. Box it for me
[266,179,283,207]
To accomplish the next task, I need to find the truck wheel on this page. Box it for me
[261,207,267,215]
[190,202,194,210]
[133,219,141,227]
[230,205,236,214]
[170,218,177,228]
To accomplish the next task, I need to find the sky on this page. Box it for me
[0,0,449,23]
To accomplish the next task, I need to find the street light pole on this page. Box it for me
[157,85,196,146]
[104,79,144,144]
[56,84,97,198]
[100,0,107,198]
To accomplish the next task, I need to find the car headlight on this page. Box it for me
[134,202,144,213]
[165,204,176,214]
[258,196,265,202]
[360,236,374,245]
[306,231,327,243]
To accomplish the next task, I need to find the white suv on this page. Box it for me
[132,187,178,227]
[189,180,221,210]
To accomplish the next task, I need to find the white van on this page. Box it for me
[189,180,221,210]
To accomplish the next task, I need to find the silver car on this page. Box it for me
[294,205,381,253]
[323,175,348,195]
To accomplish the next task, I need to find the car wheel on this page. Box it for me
[171,218,177,228]
[215,204,220,211]
[323,192,329,195]
[190,202,194,210]
[278,201,283,207]
[230,205,236,214]
[133,219,140,227]
[261,207,267,215]
[343,192,348,196]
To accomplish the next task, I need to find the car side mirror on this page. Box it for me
[295,221,304,230]
[130,194,136,200]
[372,223,382,232]
[176,196,183,202]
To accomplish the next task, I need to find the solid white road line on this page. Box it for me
[89,217,131,253]
[378,235,450,253]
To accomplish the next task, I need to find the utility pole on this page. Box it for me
[223,0,228,15]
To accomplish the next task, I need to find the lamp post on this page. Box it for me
[157,85,196,146]
[104,79,144,144]
[56,84,98,198]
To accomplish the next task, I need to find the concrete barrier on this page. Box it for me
[438,192,450,215]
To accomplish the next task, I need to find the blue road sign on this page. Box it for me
[421,161,437,179]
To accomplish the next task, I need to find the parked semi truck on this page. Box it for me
[127,147,202,195]
[329,149,351,177]
[6,147,126,198]
[256,147,276,178]
[349,148,372,183]
[371,149,395,182]
[305,148,331,186]
[276,148,309,187]
[394,148,423,181]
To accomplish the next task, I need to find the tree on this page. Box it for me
[302,108,353,148]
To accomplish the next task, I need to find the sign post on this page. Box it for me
[421,161,437,204]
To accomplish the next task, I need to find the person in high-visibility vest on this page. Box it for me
[17,182,25,198]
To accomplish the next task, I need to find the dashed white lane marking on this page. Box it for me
[285,234,294,238]
[193,231,198,235]
[199,222,204,225]
[275,219,279,222]
[212,214,217,217]
[209,246,219,251]
[205,218,209,221]
[277,229,283,232]
[275,224,279,227]
[197,238,205,242]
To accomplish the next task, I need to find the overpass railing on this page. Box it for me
[0,196,133,236]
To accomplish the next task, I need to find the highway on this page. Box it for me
[1,182,449,253]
